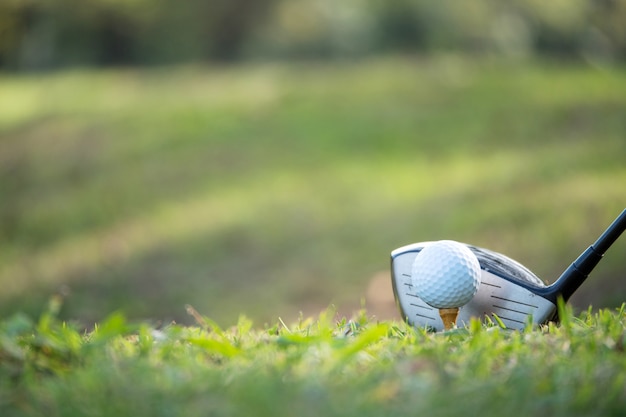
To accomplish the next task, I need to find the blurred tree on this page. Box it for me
[0,0,277,70]
[1,0,625,70]
[207,0,279,60]
[0,0,40,69]
[249,0,377,58]
[519,0,589,57]
[371,0,428,51]
[589,0,626,61]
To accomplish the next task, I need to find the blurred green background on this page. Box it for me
[1,0,625,327]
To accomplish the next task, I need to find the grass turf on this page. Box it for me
[1,303,625,416]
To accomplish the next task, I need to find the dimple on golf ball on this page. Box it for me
[411,240,481,309]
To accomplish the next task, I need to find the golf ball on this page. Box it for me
[411,240,481,309]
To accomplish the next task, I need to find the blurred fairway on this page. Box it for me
[1,56,625,326]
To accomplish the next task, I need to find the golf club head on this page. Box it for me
[391,209,626,331]
[391,242,557,331]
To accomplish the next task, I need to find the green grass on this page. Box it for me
[1,57,626,326]
[1,304,626,416]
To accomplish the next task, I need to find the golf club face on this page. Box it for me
[391,242,557,331]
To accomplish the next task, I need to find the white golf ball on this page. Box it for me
[411,240,481,309]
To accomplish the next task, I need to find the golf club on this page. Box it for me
[391,208,626,331]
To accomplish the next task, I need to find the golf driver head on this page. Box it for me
[391,209,626,331]
[392,242,556,331]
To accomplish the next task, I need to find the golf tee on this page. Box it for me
[439,308,459,330]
